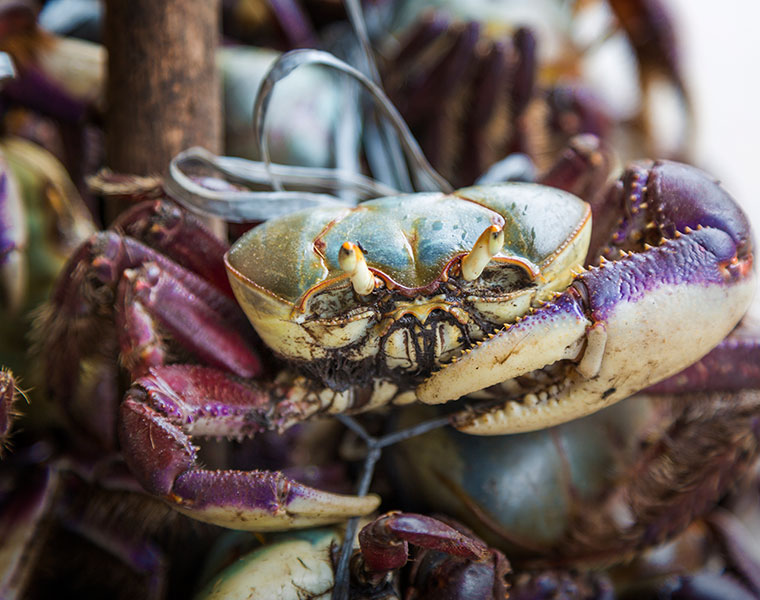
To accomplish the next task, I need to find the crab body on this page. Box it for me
[227,184,590,389]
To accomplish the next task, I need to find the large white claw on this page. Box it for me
[416,295,591,406]
[418,233,756,436]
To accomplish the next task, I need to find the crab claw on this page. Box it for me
[417,161,756,434]
[118,365,380,530]
[358,512,489,573]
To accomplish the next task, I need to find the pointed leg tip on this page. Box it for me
[170,469,381,531]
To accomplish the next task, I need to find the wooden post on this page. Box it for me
[104,0,221,177]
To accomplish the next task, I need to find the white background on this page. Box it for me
[669,0,760,225]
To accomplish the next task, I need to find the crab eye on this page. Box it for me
[339,241,376,296]
[461,225,505,281]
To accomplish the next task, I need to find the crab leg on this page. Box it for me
[117,262,261,378]
[0,368,18,453]
[39,229,240,402]
[417,160,755,434]
[36,206,263,448]
[119,365,379,530]
[0,168,26,313]
[112,200,235,297]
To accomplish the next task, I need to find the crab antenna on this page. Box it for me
[339,242,376,295]
[461,225,504,281]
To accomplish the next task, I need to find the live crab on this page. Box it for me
[37,156,755,533]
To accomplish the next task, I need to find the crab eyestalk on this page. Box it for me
[461,225,504,281]
[339,241,376,296]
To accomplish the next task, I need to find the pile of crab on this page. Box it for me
[2,1,760,599]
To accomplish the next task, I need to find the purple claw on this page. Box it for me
[419,161,755,435]
[358,512,489,573]
[119,366,379,531]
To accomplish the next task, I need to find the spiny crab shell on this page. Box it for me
[226,184,590,389]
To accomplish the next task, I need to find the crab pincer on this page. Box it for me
[418,161,755,433]
[354,512,510,599]
[119,365,379,531]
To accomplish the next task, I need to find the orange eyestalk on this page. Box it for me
[461,225,504,281]
[339,241,376,295]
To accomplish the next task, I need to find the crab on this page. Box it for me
[36,151,755,536]
[193,511,510,599]
[380,0,693,187]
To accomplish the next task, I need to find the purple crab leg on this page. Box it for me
[460,39,515,184]
[36,229,262,448]
[119,365,379,530]
[417,161,756,434]
[41,231,260,390]
[510,27,537,120]
[116,262,261,378]
[112,200,234,297]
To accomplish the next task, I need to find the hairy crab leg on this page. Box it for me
[38,230,237,399]
[0,368,19,453]
[35,208,263,448]
[119,365,380,530]
[417,160,755,434]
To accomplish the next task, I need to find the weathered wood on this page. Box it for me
[104,0,221,176]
